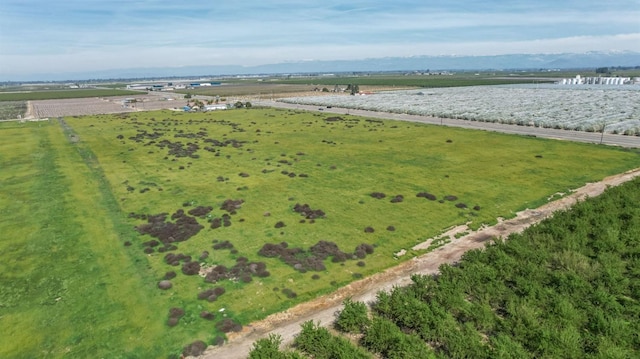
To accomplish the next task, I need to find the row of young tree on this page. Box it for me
[248,177,640,358]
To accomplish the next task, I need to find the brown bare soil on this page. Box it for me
[195,168,640,359]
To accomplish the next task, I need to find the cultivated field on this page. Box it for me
[26,93,186,119]
[0,101,27,120]
[283,85,640,135]
[2,108,639,358]
[0,89,141,102]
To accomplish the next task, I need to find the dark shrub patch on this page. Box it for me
[274,221,286,228]
[293,203,325,219]
[444,195,458,201]
[259,240,372,272]
[370,192,386,199]
[325,116,344,122]
[455,202,468,209]
[213,240,234,250]
[143,240,160,247]
[352,273,363,279]
[182,261,201,275]
[143,247,154,254]
[210,217,222,229]
[213,286,226,296]
[357,261,366,267]
[164,271,177,280]
[216,318,242,333]
[167,317,179,327]
[390,195,404,203]
[198,289,214,300]
[220,199,244,214]
[212,336,225,346]
[332,252,348,263]
[134,210,204,245]
[473,205,481,211]
[417,192,437,201]
[169,307,185,319]
[312,274,320,280]
[188,205,213,217]
[387,225,396,231]
[200,311,215,320]
[256,270,271,278]
[281,288,297,299]
[182,340,207,357]
[356,243,374,254]
[364,226,375,233]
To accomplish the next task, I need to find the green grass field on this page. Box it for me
[2,108,639,358]
[0,89,142,102]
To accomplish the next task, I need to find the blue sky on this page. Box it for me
[1,0,639,79]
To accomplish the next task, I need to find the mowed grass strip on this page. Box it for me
[0,122,206,358]
[65,109,640,325]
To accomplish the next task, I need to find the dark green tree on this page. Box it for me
[335,298,370,333]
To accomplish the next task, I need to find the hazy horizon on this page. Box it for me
[1,0,639,81]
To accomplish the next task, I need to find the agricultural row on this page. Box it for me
[283,85,640,135]
[0,88,141,102]
[249,176,640,359]
[0,101,26,120]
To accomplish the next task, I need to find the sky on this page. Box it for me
[1,0,639,80]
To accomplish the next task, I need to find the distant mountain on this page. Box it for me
[5,51,640,82]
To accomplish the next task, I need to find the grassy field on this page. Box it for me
[0,121,218,358]
[0,89,142,102]
[2,108,639,358]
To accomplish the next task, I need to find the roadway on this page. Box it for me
[254,100,640,148]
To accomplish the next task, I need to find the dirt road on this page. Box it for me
[196,168,640,359]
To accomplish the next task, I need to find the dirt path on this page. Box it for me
[196,168,640,359]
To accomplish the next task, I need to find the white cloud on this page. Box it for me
[1,0,639,78]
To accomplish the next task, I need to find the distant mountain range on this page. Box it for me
[6,51,640,82]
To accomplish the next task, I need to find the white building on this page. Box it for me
[558,75,631,85]
[204,104,228,111]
